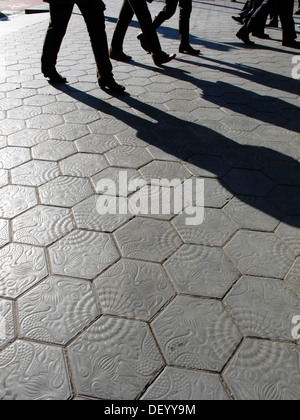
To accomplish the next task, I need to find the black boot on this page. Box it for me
[237,28,255,46]
[179,44,200,55]
[99,77,126,93]
[43,68,67,83]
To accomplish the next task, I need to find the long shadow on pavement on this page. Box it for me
[54,82,300,227]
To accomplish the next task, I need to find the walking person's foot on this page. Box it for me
[43,68,67,84]
[99,77,126,93]
[152,52,176,67]
[110,49,132,62]
[232,15,244,24]
[179,44,201,55]
[236,28,255,46]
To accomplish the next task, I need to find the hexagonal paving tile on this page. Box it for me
[0,185,38,219]
[225,230,295,278]
[0,219,10,248]
[49,123,89,142]
[39,176,93,207]
[140,161,191,186]
[164,245,240,298]
[7,128,48,148]
[0,299,15,349]
[32,140,77,161]
[223,169,275,197]
[7,105,42,120]
[27,114,64,130]
[72,195,132,233]
[223,339,300,400]
[60,153,108,177]
[0,119,25,136]
[49,230,119,279]
[63,109,100,124]
[0,243,48,298]
[75,133,120,155]
[152,296,242,371]
[202,178,233,208]
[114,217,182,262]
[88,119,128,136]
[0,340,71,400]
[68,316,164,399]
[95,259,174,321]
[105,145,153,169]
[142,367,230,400]
[225,276,300,341]
[11,160,60,187]
[285,258,300,296]
[92,167,143,197]
[18,276,99,345]
[12,206,74,246]
[0,147,31,169]
[276,217,300,256]
[173,208,238,247]
[185,155,231,179]
[270,186,300,216]
[222,116,260,131]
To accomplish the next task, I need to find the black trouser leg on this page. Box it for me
[111,0,134,52]
[244,0,273,34]
[41,2,74,73]
[278,0,296,42]
[76,0,113,82]
[127,0,163,56]
[152,0,178,28]
[179,0,192,47]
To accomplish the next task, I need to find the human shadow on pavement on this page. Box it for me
[127,59,300,134]
[179,55,300,98]
[54,83,300,227]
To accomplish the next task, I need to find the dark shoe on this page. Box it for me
[110,50,132,62]
[137,33,151,53]
[266,22,278,28]
[43,69,67,84]
[237,29,255,46]
[252,32,270,39]
[99,78,126,93]
[232,16,244,24]
[179,44,201,56]
[153,52,176,67]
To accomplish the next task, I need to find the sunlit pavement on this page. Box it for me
[0,0,300,400]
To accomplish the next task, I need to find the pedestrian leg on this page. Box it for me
[110,0,134,61]
[41,1,74,82]
[77,0,125,92]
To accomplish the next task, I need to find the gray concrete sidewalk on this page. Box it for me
[0,0,300,400]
